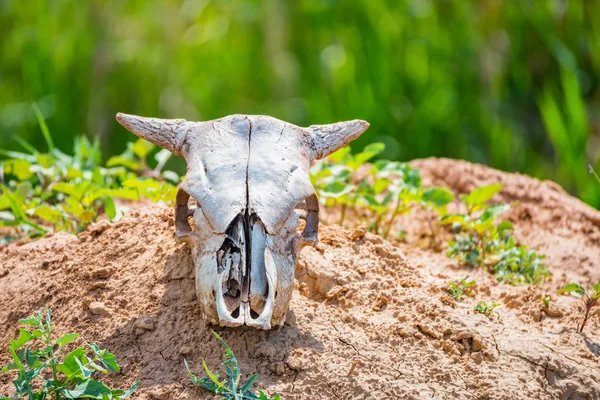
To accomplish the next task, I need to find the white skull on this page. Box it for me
[116,113,368,329]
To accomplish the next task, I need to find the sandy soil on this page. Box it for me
[0,158,599,400]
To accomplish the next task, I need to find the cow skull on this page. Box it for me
[116,113,369,329]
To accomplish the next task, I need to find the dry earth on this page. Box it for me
[0,158,599,400]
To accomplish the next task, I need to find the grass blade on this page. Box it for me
[31,102,54,152]
[13,136,37,154]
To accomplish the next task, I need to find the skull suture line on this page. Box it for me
[116,113,369,329]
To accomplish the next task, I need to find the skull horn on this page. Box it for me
[116,112,193,156]
[309,119,370,160]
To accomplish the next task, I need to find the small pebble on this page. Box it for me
[134,316,157,332]
[89,302,110,317]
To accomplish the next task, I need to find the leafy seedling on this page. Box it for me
[443,184,511,267]
[356,178,395,235]
[375,160,422,238]
[311,143,457,244]
[541,295,551,308]
[0,309,138,400]
[474,301,502,318]
[448,277,476,301]
[492,237,550,285]
[443,184,550,285]
[461,183,503,216]
[557,281,600,333]
[184,332,280,400]
[311,142,386,226]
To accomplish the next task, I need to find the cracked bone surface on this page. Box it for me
[116,113,369,329]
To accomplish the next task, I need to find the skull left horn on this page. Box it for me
[117,113,369,329]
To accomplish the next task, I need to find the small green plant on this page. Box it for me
[448,277,476,301]
[474,301,502,318]
[0,104,178,242]
[557,281,600,333]
[541,295,551,308]
[443,184,550,285]
[374,160,422,238]
[311,142,386,226]
[312,143,450,241]
[444,183,511,267]
[0,309,138,400]
[184,332,280,400]
[491,237,549,285]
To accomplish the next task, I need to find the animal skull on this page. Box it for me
[116,113,369,329]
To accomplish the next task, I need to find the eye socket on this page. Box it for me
[175,188,193,239]
[295,193,319,243]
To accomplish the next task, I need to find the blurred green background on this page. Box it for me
[1,0,599,206]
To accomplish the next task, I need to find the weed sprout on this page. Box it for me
[184,332,280,400]
[443,184,550,285]
[474,301,502,318]
[557,281,600,333]
[448,278,476,301]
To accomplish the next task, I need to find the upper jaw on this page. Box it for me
[214,246,277,329]
[212,212,279,330]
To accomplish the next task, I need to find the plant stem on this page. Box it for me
[330,199,337,225]
[383,200,403,239]
[372,214,382,235]
[579,297,597,333]
[425,206,437,249]
[339,203,347,226]
[579,305,590,333]
[44,319,60,399]
[479,233,488,267]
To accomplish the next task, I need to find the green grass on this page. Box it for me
[1,1,599,207]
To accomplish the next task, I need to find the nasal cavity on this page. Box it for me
[217,215,244,315]
[217,212,270,320]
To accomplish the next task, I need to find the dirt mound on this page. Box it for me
[1,158,599,400]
